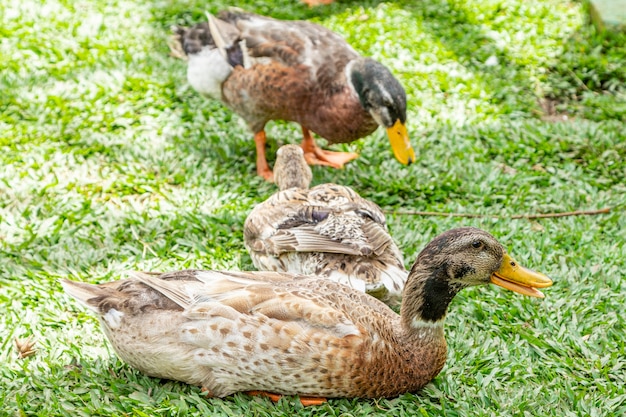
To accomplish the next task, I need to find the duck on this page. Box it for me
[62,227,552,405]
[244,144,407,304]
[170,9,415,181]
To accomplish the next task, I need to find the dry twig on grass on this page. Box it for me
[386,208,611,219]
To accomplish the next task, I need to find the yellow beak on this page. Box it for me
[490,254,553,298]
[386,120,415,165]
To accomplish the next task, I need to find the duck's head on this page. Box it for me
[402,227,553,327]
[348,58,415,165]
[274,145,313,190]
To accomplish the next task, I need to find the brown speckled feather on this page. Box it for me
[222,63,375,142]
[244,145,407,302]
[62,228,551,400]
[62,269,444,398]
[245,181,407,300]
[245,187,398,257]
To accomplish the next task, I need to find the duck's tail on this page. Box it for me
[168,26,189,61]
[206,13,249,69]
[60,279,104,312]
[168,13,248,67]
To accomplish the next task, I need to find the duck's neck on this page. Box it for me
[400,266,460,333]
[277,177,308,191]
[275,161,312,191]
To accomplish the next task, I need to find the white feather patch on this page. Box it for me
[102,308,124,329]
[333,323,361,338]
[344,60,358,97]
[379,267,409,297]
[410,316,444,330]
[324,270,367,293]
[187,47,232,100]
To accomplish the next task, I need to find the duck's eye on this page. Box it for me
[472,241,483,249]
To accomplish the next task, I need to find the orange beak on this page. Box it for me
[491,254,553,298]
[386,120,415,165]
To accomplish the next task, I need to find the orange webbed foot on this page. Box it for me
[303,148,359,169]
[300,127,358,169]
[246,390,327,406]
[257,167,274,182]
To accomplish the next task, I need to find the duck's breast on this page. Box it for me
[187,48,233,101]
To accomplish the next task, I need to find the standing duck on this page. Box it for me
[171,9,415,180]
[244,144,407,304]
[62,227,552,405]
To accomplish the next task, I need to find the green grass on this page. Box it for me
[1,0,625,415]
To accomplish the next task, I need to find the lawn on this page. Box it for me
[1,0,625,416]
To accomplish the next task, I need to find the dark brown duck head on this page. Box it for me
[401,227,553,328]
[348,58,415,165]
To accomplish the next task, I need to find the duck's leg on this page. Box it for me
[300,127,358,169]
[246,390,327,406]
[298,396,328,406]
[254,131,274,181]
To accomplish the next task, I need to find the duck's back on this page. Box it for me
[244,184,407,301]
[221,10,359,73]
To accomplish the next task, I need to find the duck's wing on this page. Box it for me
[219,10,358,74]
[245,200,385,258]
[128,270,366,338]
[307,184,388,226]
[60,272,196,315]
[274,184,395,255]
[276,209,393,255]
[245,185,397,258]
[62,270,369,338]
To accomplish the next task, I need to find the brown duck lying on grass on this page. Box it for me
[170,9,415,180]
[62,227,552,406]
[244,144,407,305]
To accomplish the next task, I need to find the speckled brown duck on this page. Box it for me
[244,144,407,304]
[62,227,552,405]
[170,9,415,180]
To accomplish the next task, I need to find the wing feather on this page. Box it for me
[269,227,365,255]
[130,270,363,339]
[220,10,358,73]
